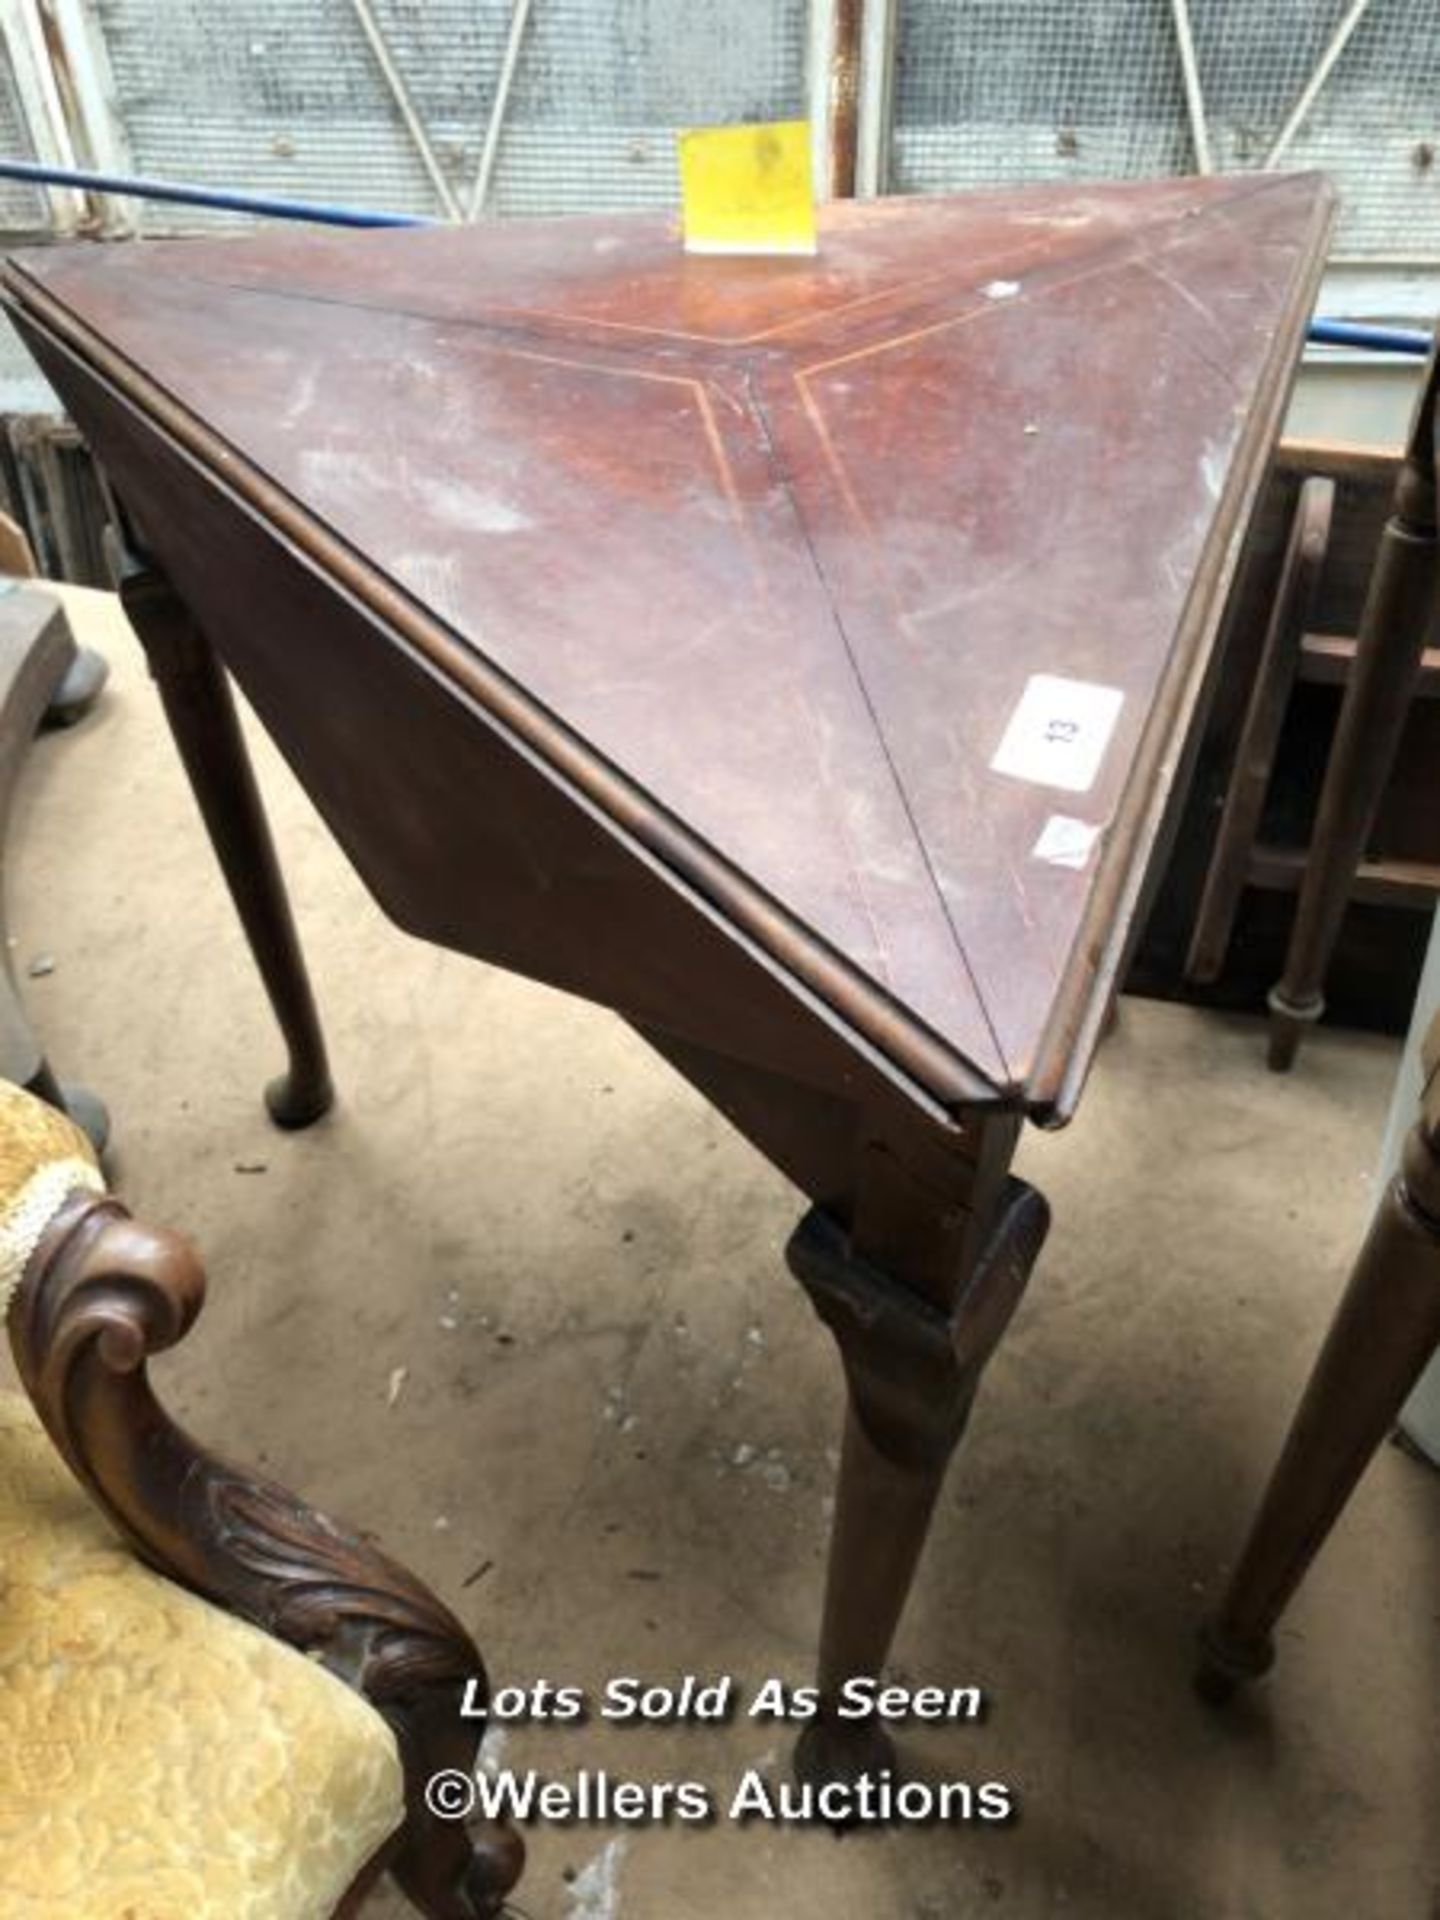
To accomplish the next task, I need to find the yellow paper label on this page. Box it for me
[678,120,816,257]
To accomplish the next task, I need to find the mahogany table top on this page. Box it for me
[3,173,1332,1120]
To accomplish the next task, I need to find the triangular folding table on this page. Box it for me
[4,171,1332,1793]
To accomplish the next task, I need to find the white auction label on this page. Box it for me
[989,674,1124,794]
[1031,814,1102,870]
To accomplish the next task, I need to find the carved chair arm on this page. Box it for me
[8,1189,521,1918]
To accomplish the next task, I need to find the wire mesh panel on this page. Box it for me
[92,0,807,230]
[0,35,49,233]
[0,34,60,410]
[1190,0,1440,257]
[96,0,496,230]
[891,0,1440,260]
[484,2,807,216]
[893,1,1192,188]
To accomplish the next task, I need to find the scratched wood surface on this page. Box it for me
[3,175,1332,1116]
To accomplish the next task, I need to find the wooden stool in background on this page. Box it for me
[1186,346,1440,1071]
[1265,343,1439,1070]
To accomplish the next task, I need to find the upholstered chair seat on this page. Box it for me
[0,1393,405,1919]
[0,1079,521,1917]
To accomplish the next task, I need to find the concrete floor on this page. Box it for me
[12,588,1440,1920]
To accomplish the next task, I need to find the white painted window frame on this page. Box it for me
[0,0,87,232]
[30,0,134,233]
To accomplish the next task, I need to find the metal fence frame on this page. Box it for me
[0,2,1434,276]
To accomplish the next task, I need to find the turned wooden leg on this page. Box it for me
[118,556,333,1127]
[788,1122,1048,1789]
[1267,350,1438,1072]
[795,1390,958,1787]
[1199,1113,1440,1700]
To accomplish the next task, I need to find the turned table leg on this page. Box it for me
[118,556,333,1128]
[1199,1080,1440,1699]
[788,1114,1048,1787]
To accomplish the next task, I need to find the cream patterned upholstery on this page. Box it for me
[0,1394,406,1918]
[0,1079,102,1317]
[0,1080,407,1915]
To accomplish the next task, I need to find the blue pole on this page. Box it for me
[0,157,1434,361]
[1306,317,1432,357]
[0,157,433,230]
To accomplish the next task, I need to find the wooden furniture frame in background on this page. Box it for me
[1186,354,1440,1069]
